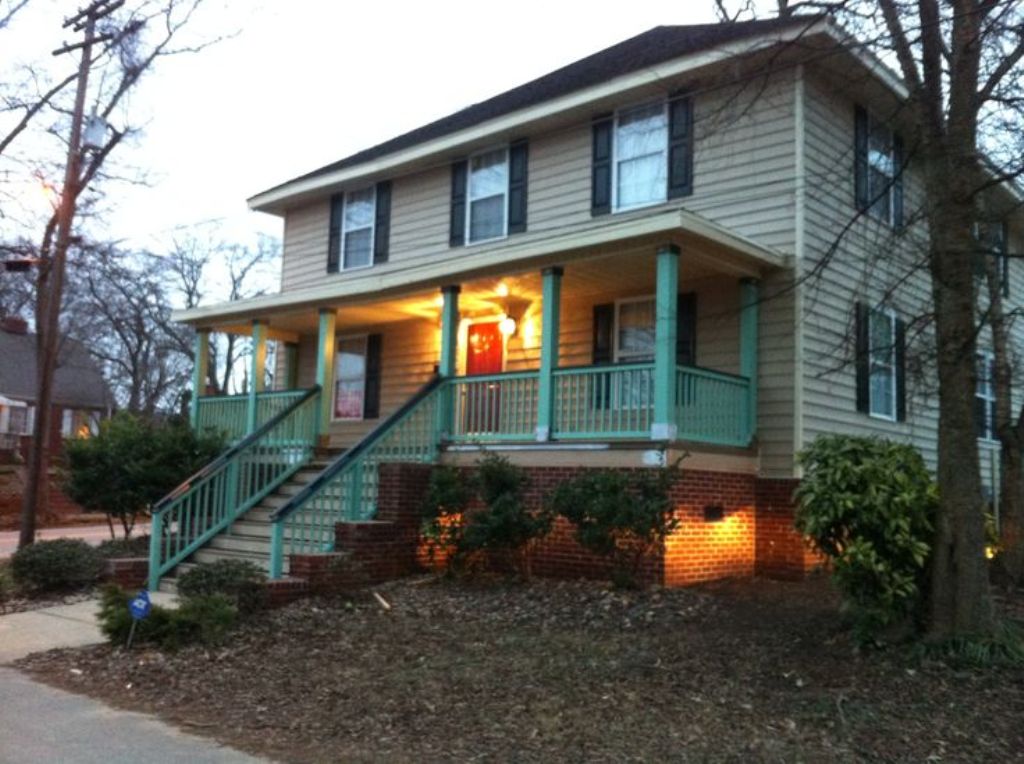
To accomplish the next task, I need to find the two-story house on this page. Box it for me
[151,17,1023,592]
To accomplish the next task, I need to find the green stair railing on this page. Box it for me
[268,376,444,578]
[676,366,752,447]
[195,389,311,442]
[148,386,320,590]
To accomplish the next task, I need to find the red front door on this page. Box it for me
[464,322,503,433]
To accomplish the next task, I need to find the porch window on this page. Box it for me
[868,308,897,420]
[976,352,996,441]
[342,188,375,270]
[614,102,668,211]
[6,405,30,435]
[333,336,367,420]
[467,148,508,243]
[615,298,656,362]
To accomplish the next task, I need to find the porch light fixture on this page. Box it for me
[703,504,725,522]
[499,314,517,338]
[495,282,510,298]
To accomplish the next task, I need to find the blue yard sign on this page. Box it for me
[125,590,151,649]
[129,590,151,620]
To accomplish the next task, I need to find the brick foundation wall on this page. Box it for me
[105,557,148,590]
[754,478,820,580]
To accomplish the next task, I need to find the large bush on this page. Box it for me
[794,435,935,644]
[10,538,104,592]
[548,465,680,588]
[176,559,267,614]
[64,413,225,536]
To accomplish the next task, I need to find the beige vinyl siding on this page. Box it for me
[278,70,799,293]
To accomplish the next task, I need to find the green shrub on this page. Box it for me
[421,465,473,555]
[64,413,224,537]
[548,465,680,588]
[97,585,237,650]
[0,562,14,612]
[10,539,103,592]
[794,435,936,644]
[96,535,151,559]
[176,559,267,614]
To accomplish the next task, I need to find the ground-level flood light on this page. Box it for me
[703,504,725,522]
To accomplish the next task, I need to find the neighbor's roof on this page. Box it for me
[251,16,824,207]
[0,329,112,410]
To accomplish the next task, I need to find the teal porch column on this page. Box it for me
[652,244,680,441]
[437,285,460,438]
[189,329,210,429]
[536,266,563,441]
[315,308,337,441]
[246,320,268,434]
[739,278,760,444]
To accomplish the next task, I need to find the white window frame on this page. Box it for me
[613,295,657,363]
[868,307,898,422]
[465,146,509,245]
[340,186,376,272]
[612,99,669,214]
[332,334,369,422]
[61,408,73,437]
[977,351,997,443]
[865,111,896,226]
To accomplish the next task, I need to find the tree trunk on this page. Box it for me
[924,156,995,638]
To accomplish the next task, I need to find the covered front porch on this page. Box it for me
[188,238,765,453]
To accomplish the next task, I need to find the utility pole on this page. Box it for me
[18,0,123,549]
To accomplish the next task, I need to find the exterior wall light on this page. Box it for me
[499,315,518,338]
[703,504,725,522]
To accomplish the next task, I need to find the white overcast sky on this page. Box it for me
[5,0,726,254]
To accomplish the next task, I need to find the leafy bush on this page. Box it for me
[794,435,936,644]
[422,456,551,576]
[96,535,151,559]
[64,413,225,536]
[176,559,267,614]
[0,562,14,612]
[548,465,680,588]
[10,539,103,592]
[97,585,237,650]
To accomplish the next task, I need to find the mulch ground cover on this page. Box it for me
[16,574,1024,763]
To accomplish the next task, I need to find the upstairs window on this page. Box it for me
[467,148,508,243]
[855,302,906,422]
[591,94,692,216]
[976,352,996,441]
[855,105,904,228]
[342,187,375,270]
[615,103,669,210]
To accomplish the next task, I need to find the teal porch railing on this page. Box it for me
[553,363,655,439]
[267,377,444,578]
[148,387,320,590]
[195,389,310,442]
[677,366,752,447]
[449,371,539,442]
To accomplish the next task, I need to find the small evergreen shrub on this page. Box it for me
[176,559,267,614]
[10,539,104,592]
[794,435,935,645]
[97,585,237,650]
[548,464,680,588]
[421,465,473,558]
[0,562,14,612]
[96,535,151,559]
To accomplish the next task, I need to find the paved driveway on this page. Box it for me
[0,524,123,558]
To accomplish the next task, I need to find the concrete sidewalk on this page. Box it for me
[0,592,176,664]
[0,667,265,763]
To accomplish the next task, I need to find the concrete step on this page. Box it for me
[207,534,272,555]
[191,547,273,573]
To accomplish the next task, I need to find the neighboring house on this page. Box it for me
[0,316,112,458]
[155,17,1023,591]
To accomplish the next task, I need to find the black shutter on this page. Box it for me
[327,193,344,273]
[591,115,613,216]
[373,181,392,265]
[677,292,697,365]
[363,334,383,419]
[508,140,528,234]
[895,316,907,422]
[892,134,904,229]
[592,303,614,410]
[855,301,870,413]
[449,160,468,247]
[854,105,869,213]
[668,94,694,199]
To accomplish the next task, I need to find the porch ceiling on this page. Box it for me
[176,205,791,333]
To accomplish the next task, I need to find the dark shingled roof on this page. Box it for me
[0,328,112,409]
[268,16,822,196]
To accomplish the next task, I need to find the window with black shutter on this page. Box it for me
[855,302,906,421]
[854,104,903,228]
[450,142,529,246]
